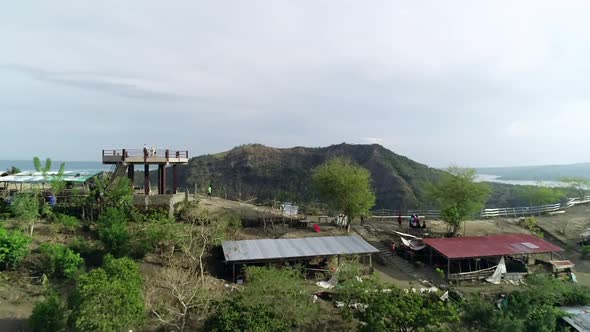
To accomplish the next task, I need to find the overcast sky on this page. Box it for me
[2,1,590,167]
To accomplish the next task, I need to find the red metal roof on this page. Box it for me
[423,233,563,259]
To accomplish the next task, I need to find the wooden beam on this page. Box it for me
[144,164,150,195]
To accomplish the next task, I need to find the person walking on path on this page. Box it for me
[207,184,212,199]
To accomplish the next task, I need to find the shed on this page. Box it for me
[423,233,563,279]
[222,235,379,281]
[560,306,590,331]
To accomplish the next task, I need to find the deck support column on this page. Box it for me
[158,165,166,195]
[447,258,451,280]
[127,164,135,188]
[369,254,372,269]
[232,264,236,283]
[172,165,178,194]
[144,165,150,195]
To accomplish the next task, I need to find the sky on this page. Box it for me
[2,1,590,167]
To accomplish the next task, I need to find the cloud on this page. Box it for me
[0,64,187,101]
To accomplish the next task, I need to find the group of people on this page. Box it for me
[408,214,426,229]
[143,144,156,157]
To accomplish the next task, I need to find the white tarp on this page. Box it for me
[400,237,426,251]
[485,256,507,284]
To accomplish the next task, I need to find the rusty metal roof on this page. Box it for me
[222,235,379,263]
[423,233,563,259]
[561,306,590,332]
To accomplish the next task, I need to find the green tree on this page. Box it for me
[33,157,66,198]
[39,243,85,280]
[11,193,40,226]
[6,166,21,175]
[69,255,145,331]
[462,275,590,332]
[560,177,589,199]
[97,207,130,256]
[519,185,564,206]
[338,277,458,332]
[0,226,30,269]
[312,158,376,232]
[427,167,490,236]
[205,266,317,331]
[30,292,68,332]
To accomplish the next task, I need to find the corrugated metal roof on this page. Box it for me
[222,235,379,262]
[0,171,101,183]
[561,306,590,332]
[423,233,563,259]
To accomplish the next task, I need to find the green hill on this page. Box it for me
[178,143,444,210]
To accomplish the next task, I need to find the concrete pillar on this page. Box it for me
[158,165,164,195]
[127,164,135,188]
[172,165,178,194]
[144,164,150,195]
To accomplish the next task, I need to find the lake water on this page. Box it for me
[0,160,108,173]
[475,174,567,188]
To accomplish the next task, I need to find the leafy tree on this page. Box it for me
[337,277,458,331]
[6,166,21,175]
[33,157,66,198]
[462,275,590,332]
[560,177,589,199]
[39,243,85,280]
[11,193,40,224]
[0,226,30,269]
[312,158,376,232]
[104,177,134,209]
[69,255,145,331]
[205,266,317,331]
[427,167,490,236]
[205,299,290,332]
[97,207,130,256]
[30,292,68,332]
[519,185,564,206]
[146,207,241,331]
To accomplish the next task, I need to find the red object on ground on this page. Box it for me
[313,224,321,233]
[423,233,563,259]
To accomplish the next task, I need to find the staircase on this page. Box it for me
[106,164,128,190]
[353,225,419,278]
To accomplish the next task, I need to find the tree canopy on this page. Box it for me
[427,167,490,236]
[312,158,376,229]
[69,255,145,331]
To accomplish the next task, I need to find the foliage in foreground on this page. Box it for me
[462,275,590,332]
[69,255,145,331]
[312,158,376,230]
[205,266,317,332]
[338,276,459,332]
[427,167,490,236]
[30,292,68,332]
[97,207,130,257]
[39,243,85,280]
[0,226,30,269]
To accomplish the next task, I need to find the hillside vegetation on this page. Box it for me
[181,143,444,210]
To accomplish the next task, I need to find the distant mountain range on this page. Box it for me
[476,163,590,182]
[177,143,444,210]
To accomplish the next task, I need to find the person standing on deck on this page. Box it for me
[397,212,402,228]
[208,184,212,199]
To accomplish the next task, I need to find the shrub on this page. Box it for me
[10,193,40,221]
[0,226,30,269]
[30,292,68,332]
[582,245,590,260]
[205,299,290,332]
[69,255,145,331]
[68,237,103,268]
[97,207,130,256]
[56,214,79,234]
[39,243,85,280]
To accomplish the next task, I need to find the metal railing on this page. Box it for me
[102,149,189,161]
[371,195,590,220]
